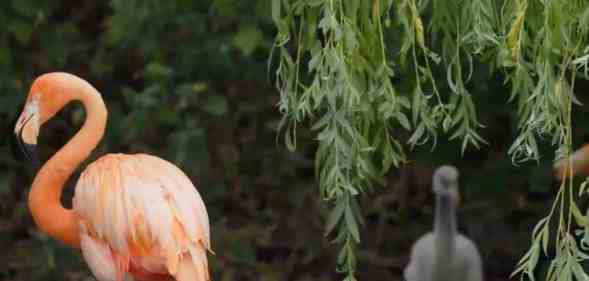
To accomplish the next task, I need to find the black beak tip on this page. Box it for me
[16,138,40,172]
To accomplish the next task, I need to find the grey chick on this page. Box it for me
[404,165,483,281]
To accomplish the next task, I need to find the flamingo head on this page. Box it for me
[14,73,75,166]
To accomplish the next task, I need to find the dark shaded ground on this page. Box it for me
[2,1,589,281]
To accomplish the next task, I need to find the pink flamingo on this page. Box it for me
[14,72,212,281]
[553,144,589,180]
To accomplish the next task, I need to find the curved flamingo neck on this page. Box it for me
[28,81,107,248]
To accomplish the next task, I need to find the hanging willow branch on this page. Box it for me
[502,0,589,280]
[272,0,589,280]
[272,0,408,278]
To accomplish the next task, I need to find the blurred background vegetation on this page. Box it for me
[1,1,589,280]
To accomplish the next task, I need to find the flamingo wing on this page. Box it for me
[80,223,120,281]
[73,153,211,281]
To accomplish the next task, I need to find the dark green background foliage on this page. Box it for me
[1,1,588,280]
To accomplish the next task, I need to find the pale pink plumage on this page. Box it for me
[73,153,211,281]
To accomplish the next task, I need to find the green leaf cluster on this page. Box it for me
[273,0,410,277]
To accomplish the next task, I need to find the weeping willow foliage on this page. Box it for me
[271,0,589,279]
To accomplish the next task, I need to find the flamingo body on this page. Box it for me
[553,144,589,180]
[75,154,211,281]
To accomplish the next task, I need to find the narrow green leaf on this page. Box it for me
[344,200,360,242]
[325,200,346,236]
[271,0,281,24]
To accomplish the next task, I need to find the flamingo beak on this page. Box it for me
[436,177,460,206]
[14,102,40,169]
